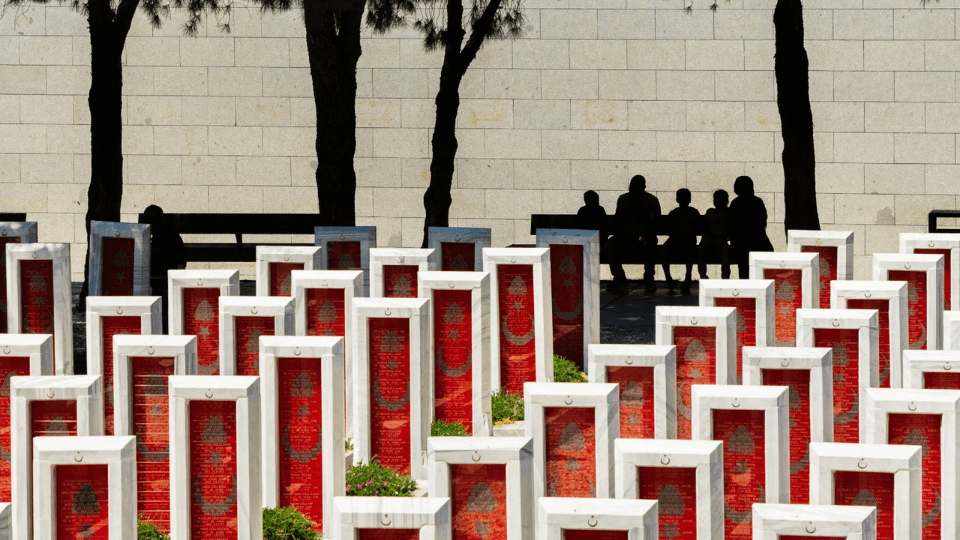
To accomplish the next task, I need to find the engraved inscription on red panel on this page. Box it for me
[801,245,838,311]
[0,356,29,501]
[357,529,420,540]
[674,326,716,440]
[190,400,238,540]
[20,259,54,336]
[889,413,942,540]
[550,244,585,369]
[369,318,412,475]
[306,288,345,338]
[132,356,175,533]
[450,464,507,540]
[563,530,629,540]
[327,241,362,270]
[0,237,21,333]
[384,265,419,298]
[433,289,473,431]
[762,369,811,504]
[269,262,303,297]
[889,270,929,351]
[101,237,136,296]
[32,400,78,438]
[814,328,861,443]
[834,471,895,540]
[497,265,537,396]
[278,357,324,532]
[235,316,274,377]
[545,406,596,498]
[56,464,109,540]
[715,297,756,384]
[924,372,960,390]
[441,242,475,271]
[183,288,221,376]
[915,248,951,310]
[847,299,891,388]
[765,268,803,347]
[715,409,766,540]
[606,366,655,439]
[101,315,142,436]
[637,467,697,540]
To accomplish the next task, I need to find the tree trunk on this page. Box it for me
[774,0,820,236]
[422,65,463,247]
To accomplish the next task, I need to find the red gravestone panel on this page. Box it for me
[278,357,325,531]
[433,289,474,432]
[235,316,274,377]
[441,242,475,272]
[101,237,135,296]
[605,366,655,439]
[764,268,803,347]
[637,467,697,540]
[31,400,78,438]
[544,406,596,498]
[327,241,362,270]
[714,297,756,384]
[888,270,929,351]
[101,315,143,436]
[834,471,894,540]
[183,288,221,376]
[762,369,811,504]
[358,529,420,540]
[269,262,303,296]
[0,237,21,333]
[814,328,861,444]
[673,326,717,440]
[889,413,941,540]
[450,464,508,540]
[914,248,951,311]
[56,464,109,540]
[132,356,175,533]
[923,372,960,390]
[384,265,419,299]
[306,288,345,338]
[847,299,891,388]
[714,409,766,540]
[20,259,55,343]
[801,246,838,312]
[0,356,29,501]
[781,537,845,540]
[190,400,239,540]
[369,317,412,475]
[497,265,537,396]
[550,244,585,369]
[563,530,629,540]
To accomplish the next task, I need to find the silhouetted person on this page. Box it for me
[729,176,773,279]
[662,188,700,293]
[609,175,661,290]
[698,189,731,280]
[142,205,186,332]
[577,190,609,247]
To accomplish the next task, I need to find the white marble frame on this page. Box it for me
[830,281,908,388]
[0,334,54,376]
[418,271,491,436]
[862,387,960,539]
[259,335,345,535]
[748,251,821,309]
[691,384,790,504]
[483,248,554,388]
[352,298,431,479]
[902,349,960,389]
[809,442,921,540]
[873,253,944,351]
[370,248,437,298]
[537,497,658,540]
[0,222,37,243]
[333,497,452,540]
[85,296,163,379]
[613,438,723,540]
[699,278,775,350]
[217,296,295,376]
[314,226,377,297]
[255,246,323,296]
[167,269,240,336]
[427,437,534,540]
[168,375,262,540]
[752,503,877,540]
[535,229,601,370]
[426,227,491,272]
[33,435,136,540]
[586,344,677,439]
[10,375,103,540]
[900,233,960,311]
[945,312,960,350]
[653,306,737,385]
[0,502,10,540]
[88,221,151,297]
[6,243,73,374]
[787,230,856,281]
[523,382,619,501]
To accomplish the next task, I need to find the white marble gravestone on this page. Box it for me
[218,296,295,376]
[292,270,363,337]
[586,344,676,440]
[809,442,921,539]
[483,248,553,394]
[427,436,534,540]
[901,350,960,390]
[333,497,452,540]
[315,226,377,297]
[873,253,944,351]
[10,375,103,540]
[427,227,491,272]
[168,375,262,540]
[259,335,344,536]
[523,382,618,501]
[944,311,960,350]
[788,230,855,310]
[613,438,723,540]
[900,233,960,312]
[88,221,151,297]
[537,497,658,540]
[370,248,437,298]
[831,281,908,389]
[352,298,431,479]
[33,435,136,540]
[0,221,37,335]
[699,279,774,384]
[0,503,9,540]
[255,246,323,297]
[419,271,491,436]
[752,504,877,540]
[749,252,820,347]
[6,243,73,374]
[168,269,239,376]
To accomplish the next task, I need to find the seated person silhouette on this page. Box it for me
[662,188,700,293]
[698,189,731,280]
[576,190,609,247]
[608,175,661,291]
[728,176,773,279]
[141,205,186,332]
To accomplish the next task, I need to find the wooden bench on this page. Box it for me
[929,210,960,233]
[0,213,27,222]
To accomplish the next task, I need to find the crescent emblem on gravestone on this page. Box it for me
[392,275,412,298]
[467,482,498,513]
[819,256,831,292]
[197,354,220,376]
[621,381,644,407]
[736,310,747,334]
[280,274,292,295]
[790,437,810,475]
[906,282,928,349]
[247,329,264,354]
[373,374,410,411]
[193,472,238,517]
[558,423,586,450]
[834,389,859,426]
[676,381,693,421]
[282,423,322,463]
[436,345,472,378]
[502,314,535,346]
[136,424,169,463]
[448,254,468,272]
[879,352,890,386]
[0,372,15,462]
[338,252,355,270]
[552,293,583,322]
[46,416,70,436]
[923,488,942,529]
[725,483,764,524]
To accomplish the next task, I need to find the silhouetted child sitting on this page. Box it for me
[662,188,700,293]
[698,189,731,279]
[577,190,609,247]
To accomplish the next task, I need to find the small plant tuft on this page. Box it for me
[491,389,525,425]
[553,355,587,383]
[345,438,354,452]
[137,515,170,540]
[263,506,322,540]
[345,457,418,497]
[431,419,469,436]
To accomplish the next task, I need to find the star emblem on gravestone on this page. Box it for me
[447,328,460,341]
[690,368,701,380]
[627,413,640,427]
[512,300,523,312]
[297,404,310,417]
[386,358,399,370]
[199,326,211,339]
[565,456,581,472]
[115,271,126,283]
[474,521,491,539]
[834,371,845,384]
[33,296,45,306]
[662,524,680,540]
[150,404,164,416]
[78,524,95,538]
[208,451,223,466]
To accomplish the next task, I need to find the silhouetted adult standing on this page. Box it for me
[609,175,661,291]
[141,205,186,332]
[729,176,773,278]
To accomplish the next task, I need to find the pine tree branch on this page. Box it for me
[113,0,140,48]
[457,0,503,73]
